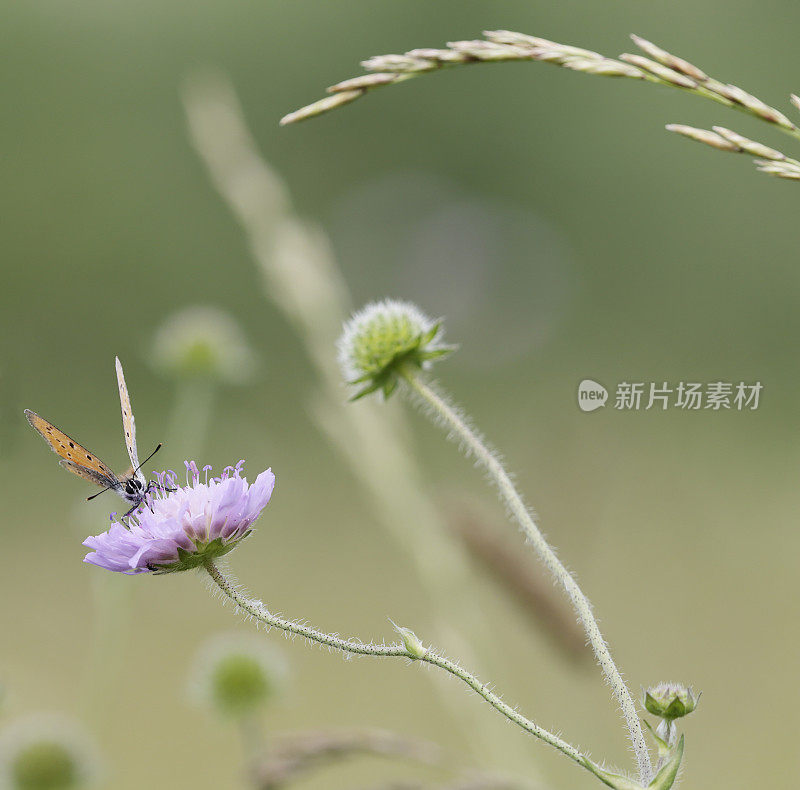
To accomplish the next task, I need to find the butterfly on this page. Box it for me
[25,357,163,519]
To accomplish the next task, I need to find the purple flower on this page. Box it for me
[83,461,275,574]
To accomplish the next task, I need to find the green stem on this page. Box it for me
[165,378,216,460]
[398,368,652,785]
[239,711,266,765]
[203,559,600,779]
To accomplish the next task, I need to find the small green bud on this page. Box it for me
[337,300,455,400]
[151,306,258,384]
[643,683,699,721]
[390,621,427,660]
[0,716,98,790]
[189,633,287,718]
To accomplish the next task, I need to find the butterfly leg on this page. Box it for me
[120,500,144,523]
[142,481,174,514]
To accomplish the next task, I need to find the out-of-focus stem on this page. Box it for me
[165,378,216,461]
[251,729,440,790]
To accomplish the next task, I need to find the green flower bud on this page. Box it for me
[151,306,258,384]
[643,683,699,721]
[189,633,287,718]
[390,621,427,660]
[337,300,455,400]
[0,716,99,790]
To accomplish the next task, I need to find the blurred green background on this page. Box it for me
[3,1,799,788]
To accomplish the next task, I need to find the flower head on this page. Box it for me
[189,632,287,718]
[151,306,258,384]
[83,461,274,574]
[643,683,700,720]
[0,715,99,790]
[337,300,455,400]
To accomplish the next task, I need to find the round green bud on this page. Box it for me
[11,741,78,790]
[189,633,287,719]
[337,300,455,400]
[643,683,699,720]
[151,306,258,384]
[0,716,98,790]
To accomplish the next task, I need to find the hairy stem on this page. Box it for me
[203,559,598,778]
[398,368,652,785]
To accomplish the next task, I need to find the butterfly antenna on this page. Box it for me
[86,445,163,502]
[87,485,115,501]
[135,443,163,474]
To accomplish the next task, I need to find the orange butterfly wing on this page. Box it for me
[25,409,119,489]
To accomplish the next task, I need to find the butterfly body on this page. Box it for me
[25,357,160,519]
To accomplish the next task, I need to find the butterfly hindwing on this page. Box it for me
[25,409,120,490]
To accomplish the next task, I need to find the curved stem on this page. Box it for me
[399,369,652,785]
[203,559,597,778]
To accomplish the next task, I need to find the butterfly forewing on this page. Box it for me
[115,356,141,473]
[59,459,119,489]
[24,409,120,490]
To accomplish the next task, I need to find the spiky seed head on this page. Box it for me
[337,300,455,400]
